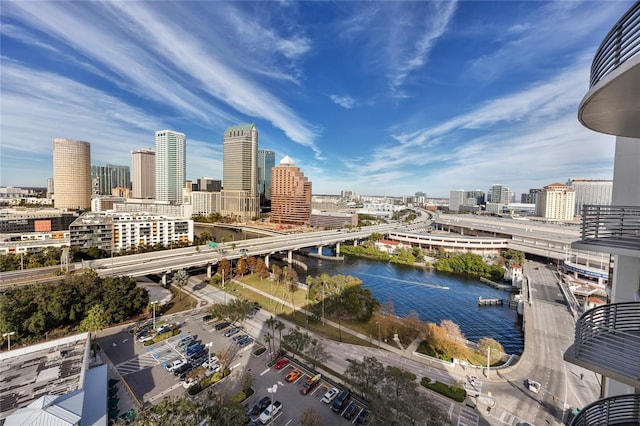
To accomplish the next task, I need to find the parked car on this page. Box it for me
[258,401,282,424]
[138,334,154,343]
[321,387,340,403]
[188,349,207,361]
[224,327,241,337]
[331,388,351,413]
[202,314,212,322]
[300,374,321,395]
[173,362,193,376]
[238,337,254,348]
[182,340,202,351]
[274,358,289,370]
[178,368,194,381]
[343,401,359,420]
[355,408,371,425]
[232,334,247,343]
[165,358,187,372]
[214,321,230,331]
[156,324,171,334]
[250,396,271,415]
[285,369,303,382]
[186,344,205,356]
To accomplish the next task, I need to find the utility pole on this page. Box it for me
[487,346,490,379]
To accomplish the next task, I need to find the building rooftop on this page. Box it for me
[0,333,90,423]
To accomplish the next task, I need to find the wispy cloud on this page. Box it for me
[329,95,356,109]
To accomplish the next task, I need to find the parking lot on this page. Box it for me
[99,308,371,424]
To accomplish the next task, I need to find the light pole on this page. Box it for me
[151,301,158,330]
[375,321,381,347]
[486,346,491,379]
[3,331,15,351]
[321,281,325,324]
[222,269,226,304]
[266,384,278,425]
[206,342,213,369]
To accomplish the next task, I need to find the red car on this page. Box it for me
[274,358,289,370]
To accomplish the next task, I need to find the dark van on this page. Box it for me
[330,388,351,413]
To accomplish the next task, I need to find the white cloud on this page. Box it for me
[329,95,356,109]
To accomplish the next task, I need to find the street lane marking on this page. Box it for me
[260,368,270,376]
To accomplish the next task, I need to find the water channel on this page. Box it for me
[299,255,524,355]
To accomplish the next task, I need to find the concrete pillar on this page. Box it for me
[317,245,323,255]
[265,254,270,268]
[287,250,293,264]
[336,242,341,256]
[161,273,167,286]
[207,264,212,278]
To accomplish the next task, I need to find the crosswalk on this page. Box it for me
[457,407,479,426]
[463,376,482,397]
[116,340,183,376]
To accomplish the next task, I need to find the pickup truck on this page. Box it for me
[258,401,282,424]
[527,379,541,393]
[300,373,321,395]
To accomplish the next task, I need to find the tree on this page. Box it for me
[282,326,311,359]
[286,268,299,313]
[256,258,269,280]
[478,337,505,365]
[172,269,189,300]
[304,337,333,369]
[218,258,231,281]
[78,304,107,338]
[441,319,465,343]
[263,333,274,358]
[234,257,248,278]
[239,370,255,393]
[275,320,286,353]
[345,356,385,401]
[299,408,322,426]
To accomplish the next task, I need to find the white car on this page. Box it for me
[165,358,187,372]
[258,401,282,424]
[138,334,154,343]
[321,387,340,403]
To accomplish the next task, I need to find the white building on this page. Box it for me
[568,178,613,216]
[70,211,193,252]
[536,183,576,221]
[155,131,186,204]
[448,190,466,212]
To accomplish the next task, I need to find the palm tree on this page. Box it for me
[172,269,189,300]
[275,320,286,353]
[264,333,273,358]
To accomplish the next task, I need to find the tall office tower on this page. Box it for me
[448,190,466,212]
[131,149,155,199]
[271,156,312,225]
[564,4,640,420]
[535,183,575,220]
[568,178,613,215]
[155,131,186,203]
[257,149,275,202]
[52,138,91,210]
[467,190,485,206]
[91,164,131,195]
[520,188,541,204]
[46,178,54,199]
[341,190,357,201]
[487,184,513,205]
[221,123,259,221]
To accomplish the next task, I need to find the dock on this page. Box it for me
[478,297,503,306]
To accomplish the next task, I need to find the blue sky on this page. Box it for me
[0,1,633,198]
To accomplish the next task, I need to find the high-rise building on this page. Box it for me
[271,156,312,225]
[257,149,275,202]
[131,149,155,199]
[155,131,186,204]
[564,4,640,422]
[91,164,130,195]
[520,188,542,204]
[568,178,613,215]
[487,184,513,205]
[536,183,575,220]
[52,138,91,211]
[448,190,466,212]
[221,124,259,221]
[197,177,221,193]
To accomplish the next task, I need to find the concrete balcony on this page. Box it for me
[570,393,640,426]
[578,2,640,138]
[564,302,640,389]
[572,205,640,257]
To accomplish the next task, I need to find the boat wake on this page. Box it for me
[358,272,449,290]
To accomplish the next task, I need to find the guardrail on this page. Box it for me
[579,205,640,251]
[590,1,640,87]
[571,393,640,426]
[570,302,640,386]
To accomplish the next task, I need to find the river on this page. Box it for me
[297,254,524,355]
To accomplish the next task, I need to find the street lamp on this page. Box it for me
[375,321,381,347]
[266,384,278,425]
[321,280,325,324]
[205,342,213,369]
[3,331,15,351]
[221,269,226,304]
[151,301,158,330]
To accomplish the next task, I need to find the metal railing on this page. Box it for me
[590,1,640,87]
[570,302,640,386]
[579,205,640,251]
[571,393,640,426]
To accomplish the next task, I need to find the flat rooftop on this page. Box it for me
[0,333,89,422]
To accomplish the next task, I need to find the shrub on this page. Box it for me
[253,347,266,356]
[420,377,466,402]
[229,391,246,404]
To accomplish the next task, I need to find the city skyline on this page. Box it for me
[1,1,633,197]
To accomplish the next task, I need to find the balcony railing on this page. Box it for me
[577,205,640,253]
[590,1,640,87]
[571,393,640,426]
[565,302,640,388]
